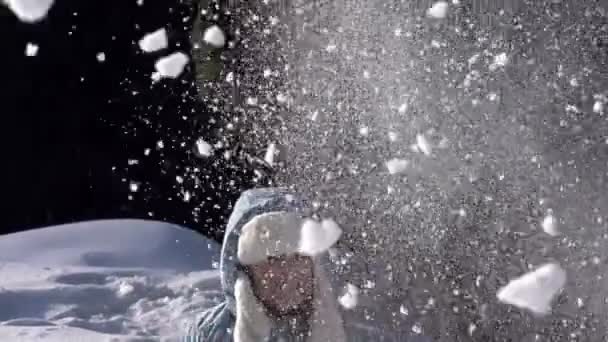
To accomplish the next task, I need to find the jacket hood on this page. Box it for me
[219,188,308,315]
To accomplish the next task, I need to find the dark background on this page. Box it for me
[0,0,256,242]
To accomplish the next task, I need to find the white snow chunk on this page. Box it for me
[4,0,54,23]
[386,158,409,175]
[203,25,226,48]
[541,214,560,236]
[117,281,135,297]
[96,52,106,62]
[427,1,449,19]
[339,283,359,310]
[299,219,342,257]
[138,28,168,53]
[489,52,509,71]
[496,263,567,315]
[153,52,189,79]
[276,92,289,103]
[25,42,38,56]
[264,143,277,166]
[195,138,213,157]
[416,134,432,156]
[593,100,604,114]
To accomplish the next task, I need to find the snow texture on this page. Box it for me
[4,0,54,23]
[153,52,189,80]
[139,28,168,53]
[0,220,221,341]
[299,218,342,257]
[496,263,567,315]
[203,25,226,48]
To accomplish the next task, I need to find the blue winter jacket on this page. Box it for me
[184,188,431,342]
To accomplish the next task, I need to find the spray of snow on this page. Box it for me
[4,0,54,23]
[299,219,342,257]
[338,283,359,310]
[203,25,226,48]
[152,52,189,80]
[195,138,213,157]
[25,42,38,56]
[416,134,432,156]
[541,214,560,236]
[427,1,449,19]
[496,263,567,315]
[386,158,409,175]
[138,28,168,53]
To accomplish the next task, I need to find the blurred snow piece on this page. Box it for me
[195,138,213,157]
[496,263,566,315]
[153,52,189,79]
[416,134,432,156]
[138,28,168,53]
[96,52,106,62]
[427,1,449,19]
[593,100,604,114]
[489,52,509,71]
[4,0,54,23]
[542,214,560,236]
[25,42,38,56]
[203,25,225,48]
[264,143,277,166]
[299,219,342,256]
[386,158,409,175]
[339,283,359,310]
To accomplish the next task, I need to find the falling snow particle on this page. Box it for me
[416,134,432,156]
[276,93,289,103]
[593,100,604,114]
[138,28,168,53]
[264,143,277,166]
[203,25,226,48]
[129,182,140,192]
[496,263,566,315]
[299,218,343,257]
[489,52,509,71]
[25,42,39,56]
[427,1,449,19]
[399,305,409,315]
[153,52,189,79]
[338,283,359,310]
[5,0,55,23]
[542,214,560,236]
[412,322,423,334]
[195,138,213,157]
[96,52,106,62]
[386,158,409,175]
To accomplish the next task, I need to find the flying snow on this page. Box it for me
[152,52,189,80]
[338,283,359,310]
[4,0,54,23]
[25,42,39,56]
[96,52,106,62]
[489,52,509,71]
[203,25,226,48]
[195,138,213,157]
[138,28,168,53]
[264,143,277,166]
[386,158,409,175]
[496,263,567,315]
[427,1,449,19]
[541,214,560,236]
[416,134,432,156]
[299,218,342,257]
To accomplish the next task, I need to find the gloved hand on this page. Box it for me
[234,273,273,342]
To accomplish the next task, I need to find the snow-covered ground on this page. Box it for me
[0,220,222,341]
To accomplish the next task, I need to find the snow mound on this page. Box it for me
[299,219,343,257]
[4,0,54,23]
[496,263,567,315]
[0,220,222,340]
[139,28,168,53]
